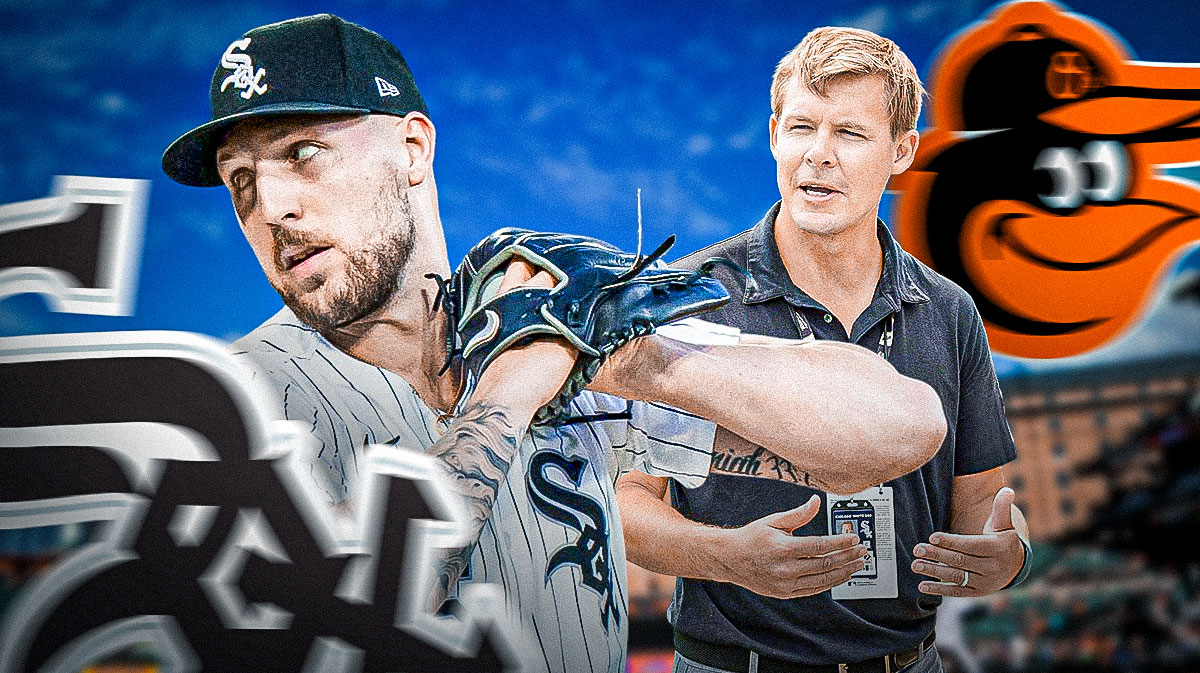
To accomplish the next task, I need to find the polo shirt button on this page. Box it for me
[823,313,833,323]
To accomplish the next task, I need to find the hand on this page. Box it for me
[713,494,867,599]
[471,260,577,422]
[913,487,1026,597]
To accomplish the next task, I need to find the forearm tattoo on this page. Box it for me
[426,400,524,610]
[710,445,814,487]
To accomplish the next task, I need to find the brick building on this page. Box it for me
[1001,356,1200,541]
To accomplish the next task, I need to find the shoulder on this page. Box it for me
[898,249,981,324]
[671,227,753,271]
[228,307,375,389]
[230,307,322,364]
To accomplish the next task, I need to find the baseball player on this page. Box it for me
[161,14,947,672]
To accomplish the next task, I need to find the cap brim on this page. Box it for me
[162,101,371,187]
[1039,89,1200,136]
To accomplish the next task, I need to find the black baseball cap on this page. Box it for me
[162,14,428,187]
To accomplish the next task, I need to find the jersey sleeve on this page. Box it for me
[613,317,735,486]
[656,316,742,346]
[624,400,716,488]
[953,294,1018,475]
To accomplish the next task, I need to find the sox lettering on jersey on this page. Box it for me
[525,450,620,632]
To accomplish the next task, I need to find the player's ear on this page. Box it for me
[399,112,436,187]
[891,129,919,176]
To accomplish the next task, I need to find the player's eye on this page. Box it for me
[1080,140,1128,202]
[290,143,322,163]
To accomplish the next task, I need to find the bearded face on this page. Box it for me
[217,115,422,335]
[269,180,416,333]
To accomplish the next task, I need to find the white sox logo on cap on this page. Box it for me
[219,38,267,100]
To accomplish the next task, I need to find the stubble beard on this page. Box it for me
[274,177,417,334]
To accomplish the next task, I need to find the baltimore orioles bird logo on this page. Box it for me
[891,0,1200,358]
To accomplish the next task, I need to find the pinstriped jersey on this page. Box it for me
[232,307,718,673]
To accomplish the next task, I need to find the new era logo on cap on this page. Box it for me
[162,14,429,187]
[375,76,401,97]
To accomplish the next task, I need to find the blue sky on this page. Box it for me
[2,0,1199,376]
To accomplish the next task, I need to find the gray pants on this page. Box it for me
[672,645,945,673]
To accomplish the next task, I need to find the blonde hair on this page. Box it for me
[771,26,925,137]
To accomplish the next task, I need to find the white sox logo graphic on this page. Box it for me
[0,176,147,316]
[0,332,518,672]
[220,38,268,100]
[526,450,619,632]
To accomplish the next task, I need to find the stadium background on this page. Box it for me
[2,0,1198,671]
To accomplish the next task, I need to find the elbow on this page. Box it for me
[816,379,946,494]
[902,378,946,470]
[851,378,944,489]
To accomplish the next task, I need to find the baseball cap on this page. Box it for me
[162,14,428,187]
[959,25,1200,137]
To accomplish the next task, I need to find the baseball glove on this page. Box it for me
[429,227,732,424]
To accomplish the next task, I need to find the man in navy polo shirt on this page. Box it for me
[617,26,1030,673]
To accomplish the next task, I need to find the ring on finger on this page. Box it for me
[959,570,970,587]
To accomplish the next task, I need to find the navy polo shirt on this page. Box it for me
[667,202,1016,664]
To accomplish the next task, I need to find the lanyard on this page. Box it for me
[792,308,897,363]
[876,313,895,362]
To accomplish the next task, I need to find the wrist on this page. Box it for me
[695,525,739,584]
[467,378,538,429]
[1002,536,1033,590]
[592,333,689,400]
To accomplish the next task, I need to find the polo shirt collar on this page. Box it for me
[743,201,930,308]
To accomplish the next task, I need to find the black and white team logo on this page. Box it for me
[0,176,147,316]
[526,450,619,632]
[0,332,517,672]
[219,38,268,100]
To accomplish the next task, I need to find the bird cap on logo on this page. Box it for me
[925,1,1200,141]
[162,14,428,187]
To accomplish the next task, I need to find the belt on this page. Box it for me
[673,629,936,673]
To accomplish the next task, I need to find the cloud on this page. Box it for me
[905,1,944,25]
[728,119,763,150]
[450,73,513,105]
[95,92,133,117]
[838,4,891,35]
[685,134,713,156]
[534,144,621,216]
[685,208,731,239]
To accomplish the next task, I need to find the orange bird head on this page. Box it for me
[892,0,1200,358]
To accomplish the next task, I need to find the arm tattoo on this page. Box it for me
[426,400,524,610]
[709,441,824,489]
[710,446,803,485]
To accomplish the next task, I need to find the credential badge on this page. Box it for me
[219,38,268,100]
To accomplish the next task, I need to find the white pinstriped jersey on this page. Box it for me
[232,307,720,673]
